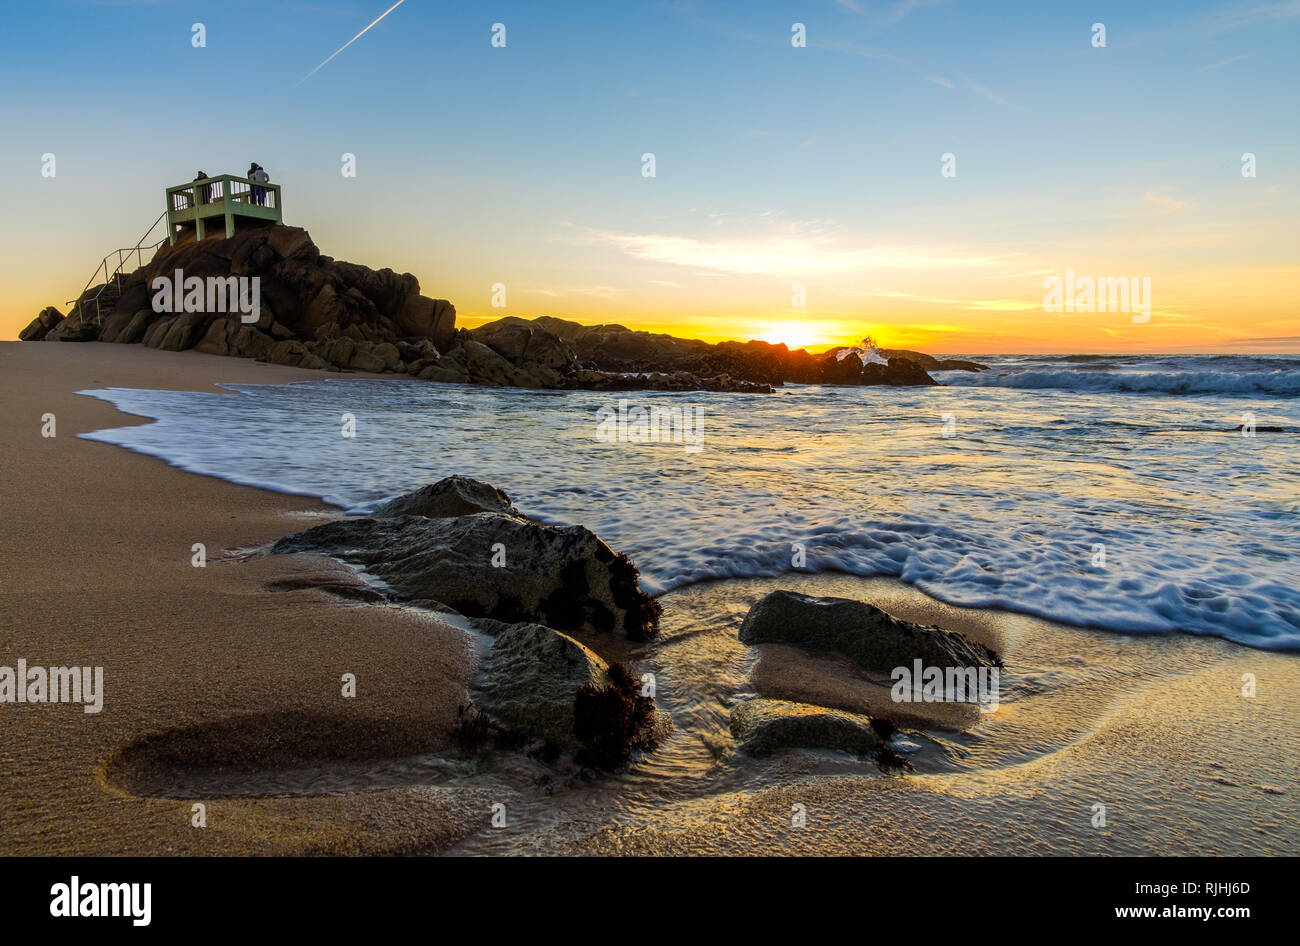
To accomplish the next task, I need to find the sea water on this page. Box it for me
[78,354,1300,651]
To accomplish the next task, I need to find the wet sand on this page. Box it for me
[1,341,1295,856]
[0,342,485,854]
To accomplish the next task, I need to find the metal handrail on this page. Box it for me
[68,211,168,325]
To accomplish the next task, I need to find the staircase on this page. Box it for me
[69,211,167,326]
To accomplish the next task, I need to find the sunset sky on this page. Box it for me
[1,0,1296,352]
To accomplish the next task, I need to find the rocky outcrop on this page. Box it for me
[269,509,662,640]
[471,315,954,387]
[877,349,987,373]
[730,699,884,757]
[27,226,972,392]
[738,590,1001,674]
[19,306,64,341]
[35,225,455,364]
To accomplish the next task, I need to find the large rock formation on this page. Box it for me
[469,315,976,388]
[35,225,456,363]
[738,590,1002,674]
[25,225,979,391]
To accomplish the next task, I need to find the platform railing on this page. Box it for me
[166,174,282,242]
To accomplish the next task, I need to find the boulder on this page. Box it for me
[270,510,662,640]
[396,295,456,349]
[370,341,404,372]
[738,590,1001,674]
[860,358,938,386]
[405,356,440,376]
[477,623,612,753]
[418,365,469,384]
[477,623,668,763]
[513,363,564,388]
[20,306,65,341]
[116,309,155,345]
[157,311,210,351]
[345,341,387,373]
[268,339,328,370]
[62,324,101,342]
[730,699,883,757]
[230,325,274,360]
[323,336,356,368]
[142,317,175,348]
[396,338,440,363]
[193,317,235,356]
[471,323,577,370]
[461,339,520,386]
[371,476,520,519]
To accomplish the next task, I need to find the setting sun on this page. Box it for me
[752,320,863,352]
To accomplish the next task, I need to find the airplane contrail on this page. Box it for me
[297,0,408,85]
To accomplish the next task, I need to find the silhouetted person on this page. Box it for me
[252,164,270,206]
[247,163,263,206]
[193,171,211,205]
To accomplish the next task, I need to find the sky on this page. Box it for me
[0,0,1296,353]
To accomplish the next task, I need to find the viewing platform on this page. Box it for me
[166,174,282,244]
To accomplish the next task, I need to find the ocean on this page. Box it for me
[78,353,1300,651]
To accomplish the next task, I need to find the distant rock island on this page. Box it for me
[22,225,985,392]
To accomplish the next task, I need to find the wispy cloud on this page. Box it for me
[1198,53,1252,71]
[926,75,955,88]
[575,220,1007,278]
[1145,191,1191,217]
[961,75,1007,105]
[808,37,897,62]
[882,0,947,27]
[529,285,620,299]
[1221,335,1300,346]
[839,288,1041,311]
[1201,0,1300,33]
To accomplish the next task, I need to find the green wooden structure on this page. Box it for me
[165,174,282,244]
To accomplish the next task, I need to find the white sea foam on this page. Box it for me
[938,354,1300,397]
[77,354,1300,651]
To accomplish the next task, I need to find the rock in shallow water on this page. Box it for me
[371,474,520,519]
[476,622,670,762]
[478,623,611,754]
[738,590,1001,673]
[270,510,661,640]
[730,699,883,757]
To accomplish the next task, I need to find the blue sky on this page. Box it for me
[2,0,1297,351]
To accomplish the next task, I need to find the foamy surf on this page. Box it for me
[77,356,1300,651]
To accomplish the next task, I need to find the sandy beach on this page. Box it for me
[2,341,1296,856]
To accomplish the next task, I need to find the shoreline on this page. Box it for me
[2,341,1296,856]
[1,342,487,854]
